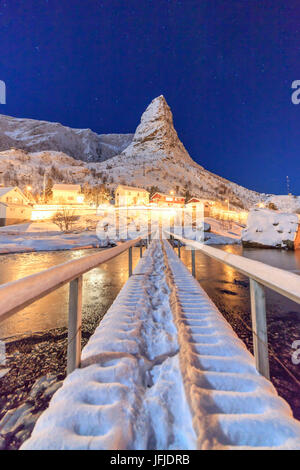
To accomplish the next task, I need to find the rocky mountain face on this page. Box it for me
[0,96,261,208]
[122,95,195,165]
[0,114,133,162]
[90,96,260,208]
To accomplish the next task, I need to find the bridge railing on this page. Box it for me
[0,236,145,374]
[164,230,300,379]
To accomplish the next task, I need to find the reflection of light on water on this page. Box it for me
[222,263,235,283]
[0,248,141,340]
[85,268,105,283]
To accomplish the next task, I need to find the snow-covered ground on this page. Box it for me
[242,209,299,249]
[204,217,242,244]
[0,213,242,254]
[22,240,300,450]
[0,231,102,254]
[264,195,300,213]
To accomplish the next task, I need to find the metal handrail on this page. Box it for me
[164,230,300,379]
[0,236,142,374]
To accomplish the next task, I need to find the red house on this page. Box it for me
[150,192,185,207]
[187,197,212,216]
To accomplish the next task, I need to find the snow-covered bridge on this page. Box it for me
[20,239,300,450]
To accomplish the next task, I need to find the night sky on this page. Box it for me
[0,1,299,194]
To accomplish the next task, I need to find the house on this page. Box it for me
[150,192,185,207]
[52,184,83,204]
[115,185,149,206]
[0,187,32,226]
[187,197,212,216]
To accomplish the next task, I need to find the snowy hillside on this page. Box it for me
[0,96,274,209]
[0,114,133,162]
[88,96,261,209]
[264,195,300,213]
[0,149,99,191]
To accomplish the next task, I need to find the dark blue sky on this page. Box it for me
[0,0,299,194]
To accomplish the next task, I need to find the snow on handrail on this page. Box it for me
[0,237,141,323]
[164,231,300,305]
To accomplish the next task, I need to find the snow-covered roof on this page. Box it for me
[187,197,212,204]
[151,192,185,200]
[116,184,149,193]
[0,186,30,203]
[0,186,15,197]
[52,184,81,192]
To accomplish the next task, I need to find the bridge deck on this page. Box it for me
[22,240,300,450]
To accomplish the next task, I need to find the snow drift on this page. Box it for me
[242,209,299,249]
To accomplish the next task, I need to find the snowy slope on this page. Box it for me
[0,114,133,162]
[0,97,283,209]
[0,149,100,192]
[22,240,300,450]
[88,96,261,209]
[264,195,300,213]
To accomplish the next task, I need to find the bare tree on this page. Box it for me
[52,208,78,232]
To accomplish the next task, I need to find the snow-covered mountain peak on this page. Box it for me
[121,95,194,165]
[0,113,133,163]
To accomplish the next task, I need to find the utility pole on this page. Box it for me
[286,176,291,196]
[43,172,46,202]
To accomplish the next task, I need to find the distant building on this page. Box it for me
[186,197,212,216]
[0,187,32,226]
[150,192,185,207]
[115,185,149,206]
[52,184,83,204]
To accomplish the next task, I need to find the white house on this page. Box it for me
[115,185,149,206]
[52,184,83,204]
[0,187,32,226]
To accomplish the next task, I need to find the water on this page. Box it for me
[0,248,141,340]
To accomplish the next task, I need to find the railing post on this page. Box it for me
[129,246,133,277]
[67,276,83,375]
[178,243,181,258]
[140,243,143,258]
[250,279,270,379]
[191,248,196,277]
